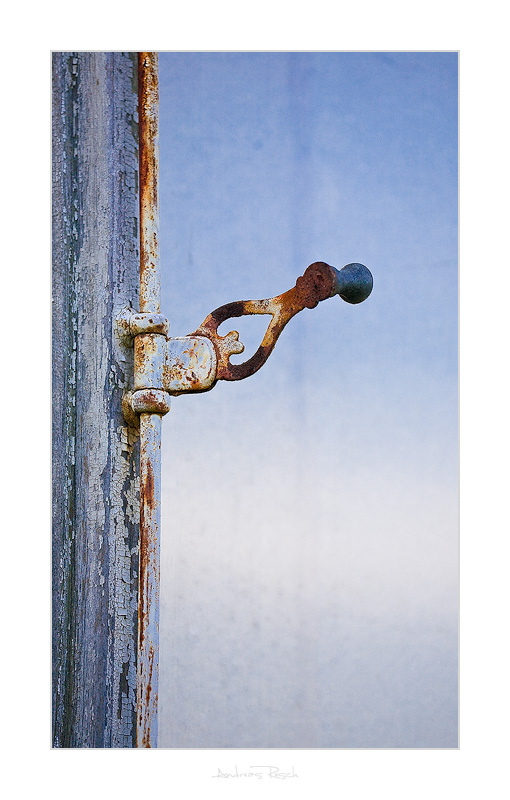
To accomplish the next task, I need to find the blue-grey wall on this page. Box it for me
[158,52,458,748]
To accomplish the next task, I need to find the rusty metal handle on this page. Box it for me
[191,262,373,382]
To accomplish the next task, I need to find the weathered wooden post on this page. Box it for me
[52,52,140,748]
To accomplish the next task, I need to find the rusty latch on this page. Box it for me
[119,261,373,422]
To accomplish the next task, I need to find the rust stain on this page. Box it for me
[142,458,154,509]
[136,51,161,749]
[138,640,158,747]
[145,645,154,709]
[162,338,218,395]
[294,261,336,308]
[138,52,160,314]
[133,389,170,415]
[138,52,158,217]
[138,457,154,653]
[138,645,155,747]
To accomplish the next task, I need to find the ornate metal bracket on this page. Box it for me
[192,261,373,382]
[119,260,372,422]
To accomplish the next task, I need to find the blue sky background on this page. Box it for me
[157,52,458,748]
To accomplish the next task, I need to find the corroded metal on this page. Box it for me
[136,51,162,749]
[132,389,171,416]
[192,261,373,383]
[52,51,140,749]
[120,261,373,408]
[164,336,217,394]
[116,307,169,341]
[138,52,160,315]
[134,333,167,392]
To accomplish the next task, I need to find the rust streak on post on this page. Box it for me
[136,51,162,748]
[138,52,160,314]
[137,413,161,747]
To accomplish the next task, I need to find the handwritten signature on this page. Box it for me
[212,765,298,780]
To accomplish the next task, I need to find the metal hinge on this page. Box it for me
[118,261,373,424]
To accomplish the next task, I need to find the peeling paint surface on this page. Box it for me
[52,52,140,748]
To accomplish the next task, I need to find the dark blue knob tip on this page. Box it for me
[333,263,373,304]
